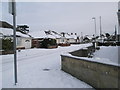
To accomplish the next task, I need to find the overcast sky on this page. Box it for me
[1,2,118,36]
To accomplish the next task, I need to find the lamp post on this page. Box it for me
[92,17,97,49]
[92,17,97,37]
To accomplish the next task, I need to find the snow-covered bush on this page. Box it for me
[2,38,13,51]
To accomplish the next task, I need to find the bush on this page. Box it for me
[41,38,57,48]
[2,38,13,51]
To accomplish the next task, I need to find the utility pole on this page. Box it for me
[9,0,17,85]
[100,16,102,39]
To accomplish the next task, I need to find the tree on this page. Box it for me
[16,25,29,34]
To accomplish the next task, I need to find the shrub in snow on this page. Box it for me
[2,38,13,51]
[41,38,57,48]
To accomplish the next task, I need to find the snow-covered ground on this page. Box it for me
[0,43,93,89]
[93,46,119,66]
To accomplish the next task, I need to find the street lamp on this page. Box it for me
[92,17,97,37]
[92,17,97,49]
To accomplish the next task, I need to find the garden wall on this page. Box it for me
[61,47,119,88]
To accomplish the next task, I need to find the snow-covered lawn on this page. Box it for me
[93,46,119,66]
[0,43,93,88]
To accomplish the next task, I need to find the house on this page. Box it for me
[46,30,81,45]
[83,35,93,43]
[1,21,32,49]
[30,30,81,47]
[30,30,57,48]
[1,21,32,50]
[56,32,80,44]
[1,28,32,49]
[30,31,46,48]
[15,32,32,49]
[44,30,69,45]
[69,33,80,44]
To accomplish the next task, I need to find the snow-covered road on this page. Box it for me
[0,43,93,88]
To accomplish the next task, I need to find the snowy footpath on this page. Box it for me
[0,43,93,88]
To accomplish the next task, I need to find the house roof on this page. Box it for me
[30,30,66,39]
[1,28,31,38]
[46,34,56,39]
[84,35,93,40]
[30,30,80,39]
[70,34,78,39]
[30,31,50,38]
[0,21,13,29]
[16,32,31,38]
[49,31,62,38]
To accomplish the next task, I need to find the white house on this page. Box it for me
[69,33,80,43]
[49,31,66,44]
[1,28,32,49]
[16,32,32,49]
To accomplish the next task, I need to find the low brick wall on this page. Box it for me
[69,46,94,57]
[61,52,119,88]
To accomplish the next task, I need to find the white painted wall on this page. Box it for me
[16,37,32,49]
[56,38,77,44]
[69,38,76,43]
[56,38,66,44]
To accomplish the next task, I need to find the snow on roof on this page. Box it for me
[70,35,77,39]
[50,33,61,38]
[1,28,31,38]
[30,31,46,38]
[16,32,30,38]
[46,34,56,39]
[46,30,62,38]
[62,33,77,39]
[53,34,61,38]
[1,28,13,36]
[30,30,56,39]
[30,30,79,39]
[64,33,72,39]
[84,35,93,40]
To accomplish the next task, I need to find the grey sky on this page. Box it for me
[1,2,118,36]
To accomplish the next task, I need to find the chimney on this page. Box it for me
[61,32,65,37]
